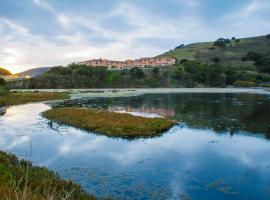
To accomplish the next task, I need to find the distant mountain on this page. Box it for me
[0,67,12,76]
[161,34,270,69]
[17,67,51,77]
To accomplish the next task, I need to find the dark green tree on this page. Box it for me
[130,67,144,79]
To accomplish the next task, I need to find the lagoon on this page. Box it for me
[1,89,270,199]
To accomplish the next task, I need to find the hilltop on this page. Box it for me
[162,35,270,70]
[0,67,12,76]
[17,67,51,77]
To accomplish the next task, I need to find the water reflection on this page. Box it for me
[55,93,270,138]
[0,93,270,200]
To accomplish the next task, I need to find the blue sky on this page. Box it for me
[0,0,270,73]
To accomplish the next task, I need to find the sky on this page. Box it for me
[0,0,270,73]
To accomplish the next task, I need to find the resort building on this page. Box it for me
[80,57,176,69]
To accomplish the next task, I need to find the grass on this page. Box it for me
[43,108,175,138]
[0,151,97,200]
[163,35,270,68]
[0,91,70,107]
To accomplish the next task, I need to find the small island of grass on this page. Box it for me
[43,108,175,138]
[0,91,70,107]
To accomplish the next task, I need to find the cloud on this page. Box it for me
[0,0,269,73]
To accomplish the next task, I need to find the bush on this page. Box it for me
[152,67,160,74]
[0,86,8,96]
[129,67,144,79]
[233,80,256,87]
[0,77,6,86]
[212,57,220,63]
[213,38,230,48]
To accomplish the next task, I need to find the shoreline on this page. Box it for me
[12,88,270,98]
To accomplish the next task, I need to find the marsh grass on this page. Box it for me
[43,108,175,139]
[0,151,97,200]
[0,92,70,107]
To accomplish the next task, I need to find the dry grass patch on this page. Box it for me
[0,92,70,107]
[43,108,175,138]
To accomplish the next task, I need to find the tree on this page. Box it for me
[129,67,144,79]
[152,67,159,74]
[0,77,6,86]
[174,44,185,50]
[266,34,270,39]
[231,37,236,40]
[213,38,230,48]
[212,57,220,63]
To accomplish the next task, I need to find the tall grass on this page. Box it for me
[0,151,97,200]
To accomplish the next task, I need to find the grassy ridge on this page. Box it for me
[43,108,175,138]
[0,151,97,200]
[163,35,270,69]
[0,92,70,107]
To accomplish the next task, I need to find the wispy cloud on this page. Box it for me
[0,0,269,73]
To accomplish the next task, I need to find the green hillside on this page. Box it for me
[162,35,270,70]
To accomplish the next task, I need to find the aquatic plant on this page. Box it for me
[43,108,175,139]
[0,92,70,107]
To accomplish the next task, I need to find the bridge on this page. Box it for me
[1,75,31,89]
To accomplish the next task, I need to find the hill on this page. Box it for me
[28,34,270,89]
[162,35,270,70]
[163,35,270,69]
[0,67,12,76]
[17,67,51,77]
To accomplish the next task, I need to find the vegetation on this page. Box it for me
[0,67,12,76]
[0,92,70,107]
[0,78,8,96]
[29,60,270,88]
[27,35,270,89]
[213,38,231,48]
[43,108,175,138]
[0,151,97,200]
[163,35,270,70]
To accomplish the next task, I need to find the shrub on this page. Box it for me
[213,38,230,48]
[129,67,144,79]
[212,57,220,63]
[152,67,160,74]
[0,77,6,86]
[174,44,185,50]
[233,80,256,87]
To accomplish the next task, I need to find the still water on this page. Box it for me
[0,92,270,200]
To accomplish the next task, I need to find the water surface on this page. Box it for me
[0,92,270,200]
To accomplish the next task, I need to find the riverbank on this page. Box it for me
[0,151,97,200]
[13,88,270,99]
[43,108,175,138]
[0,91,70,107]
